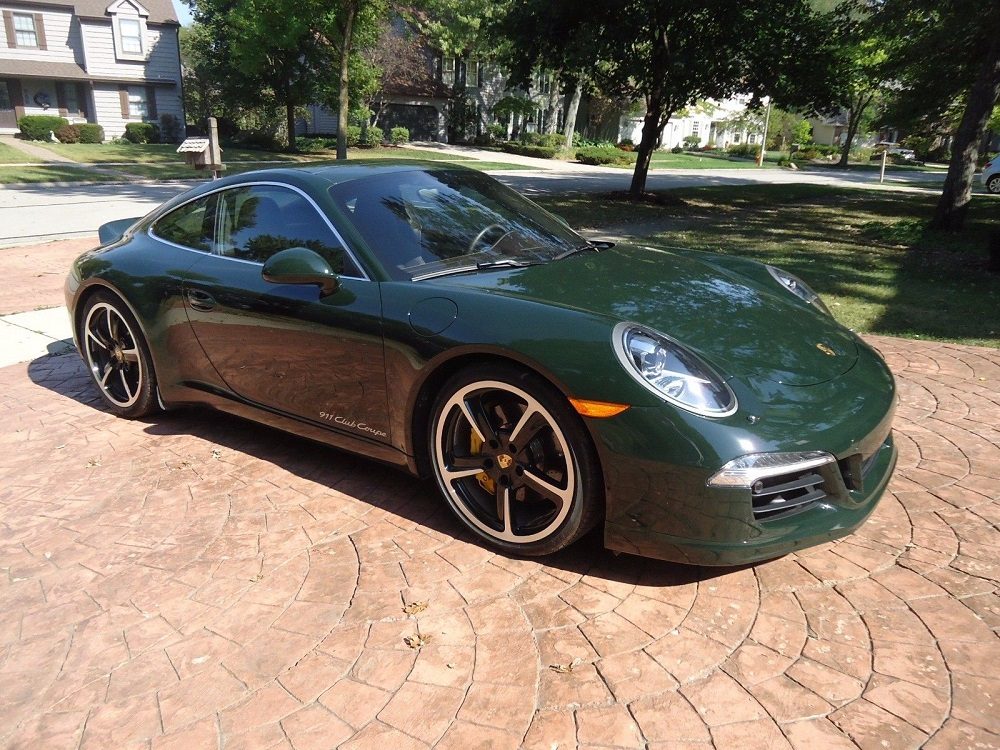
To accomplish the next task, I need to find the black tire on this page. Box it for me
[987,175,1000,195]
[79,291,159,418]
[428,362,603,556]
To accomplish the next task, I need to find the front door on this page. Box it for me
[180,184,390,442]
[0,81,17,129]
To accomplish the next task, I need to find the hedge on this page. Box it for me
[575,146,637,166]
[390,126,410,145]
[79,124,104,143]
[18,115,69,141]
[55,124,81,143]
[124,122,160,144]
[499,142,558,159]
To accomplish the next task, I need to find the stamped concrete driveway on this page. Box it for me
[1,325,998,747]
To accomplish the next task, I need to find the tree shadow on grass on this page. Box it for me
[25,351,739,588]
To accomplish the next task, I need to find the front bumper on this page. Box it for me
[603,429,896,565]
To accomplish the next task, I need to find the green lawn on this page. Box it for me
[537,185,1000,348]
[647,151,780,169]
[0,141,40,164]
[0,165,114,183]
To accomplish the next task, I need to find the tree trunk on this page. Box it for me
[285,97,296,150]
[335,2,357,161]
[837,95,868,168]
[629,95,665,196]
[543,71,561,134]
[931,34,1000,230]
[562,74,583,149]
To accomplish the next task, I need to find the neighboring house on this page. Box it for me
[0,0,184,140]
[620,97,760,149]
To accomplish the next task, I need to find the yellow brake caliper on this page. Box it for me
[470,430,496,494]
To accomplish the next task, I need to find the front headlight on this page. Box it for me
[766,265,831,315]
[612,323,737,418]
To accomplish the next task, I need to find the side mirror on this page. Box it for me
[262,247,339,296]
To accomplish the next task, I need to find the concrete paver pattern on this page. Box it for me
[1,319,998,748]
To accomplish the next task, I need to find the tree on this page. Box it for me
[358,17,439,127]
[496,0,828,196]
[876,0,1000,230]
[828,36,889,167]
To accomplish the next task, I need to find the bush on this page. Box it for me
[123,121,160,144]
[726,143,757,159]
[159,113,181,143]
[670,145,683,154]
[500,142,558,159]
[792,147,822,160]
[682,134,701,149]
[345,125,362,148]
[55,124,81,143]
[390,126,410,145]
[487,123,508,142]
[238,130,281,150]
[18,115,69,141]
[851,147,874,162]
[575,146,637,166]
[359,126,383,147]
[79,123,104,143]
[616,141,634,152]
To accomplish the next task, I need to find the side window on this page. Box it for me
[216,185,360,276]
[153,194,217,252]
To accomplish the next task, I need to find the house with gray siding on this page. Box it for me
[0,0,183,139]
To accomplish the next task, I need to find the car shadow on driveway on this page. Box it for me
[26,350,741,588]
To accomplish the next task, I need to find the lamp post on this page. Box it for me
[756,96,772,167]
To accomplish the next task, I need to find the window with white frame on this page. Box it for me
[128,87,148,117]
[13,13,38,47]
[119,17,143,53]
[691,121,700,136]
[748,133,756,144]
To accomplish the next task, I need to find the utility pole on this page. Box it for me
[757,97,772,168]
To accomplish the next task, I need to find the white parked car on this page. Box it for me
[982,157,1000,194]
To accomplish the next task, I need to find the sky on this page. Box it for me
[171,0,193,25]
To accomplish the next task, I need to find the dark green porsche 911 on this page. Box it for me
[65,161,896,565]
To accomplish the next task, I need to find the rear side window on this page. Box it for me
[152,194,217,252]
[215,185,359,275]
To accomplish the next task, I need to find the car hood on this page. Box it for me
[433,242,858,386]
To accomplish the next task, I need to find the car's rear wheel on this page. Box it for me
[987,175,1000,194]
[80,292,158,418]
[429,364,602,556]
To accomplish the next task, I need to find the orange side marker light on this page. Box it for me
[568,398,630,418]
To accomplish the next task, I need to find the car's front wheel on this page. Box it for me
[987,175,1000,194]
[80,292,159,418]
[429,364,602,556]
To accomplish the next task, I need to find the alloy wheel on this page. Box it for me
[83,301,144,408]
[433,380,576,544]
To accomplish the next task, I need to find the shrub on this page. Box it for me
[124,121,160,144]
[500,142,558,159]
[726,143,757,159]
[159,113,181,143]
[792,147,822,160]
[79,123,104,143]
[18,115,69,141]
[55,124,82,143]
[670,145,683,154]
[575,146,637,166]
[390,126,410,145]
[238,130,281,150]
[616,141,634,152]
[851,147,874,162]
[345,125,362,147]
[682,134,701,149]
[487,123,508,142]
[359,126,383,147]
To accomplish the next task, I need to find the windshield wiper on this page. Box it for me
[411,258,541,282]
[553,240,614,261]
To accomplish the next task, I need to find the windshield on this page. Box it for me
[328,168,584,280]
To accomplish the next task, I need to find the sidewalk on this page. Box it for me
[0,133,79,163]
[405,140,623,173]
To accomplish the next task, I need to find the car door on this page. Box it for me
[180,183,390,442]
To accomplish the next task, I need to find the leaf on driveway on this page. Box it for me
[402,601,428,615]
[548,658,583,674]
[403,633,431,649]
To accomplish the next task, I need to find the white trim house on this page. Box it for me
[0,0,184,139]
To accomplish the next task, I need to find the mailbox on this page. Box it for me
[177,125,225,177]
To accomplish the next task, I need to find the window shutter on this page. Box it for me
[2,11,16,48]
[119,86,129,118]
[33,13,46,50]
[145,85,157,119]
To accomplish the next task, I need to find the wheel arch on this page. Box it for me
[72,280,161,380]
[406,347,602,484]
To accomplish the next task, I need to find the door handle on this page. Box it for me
[186,288,216,311]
